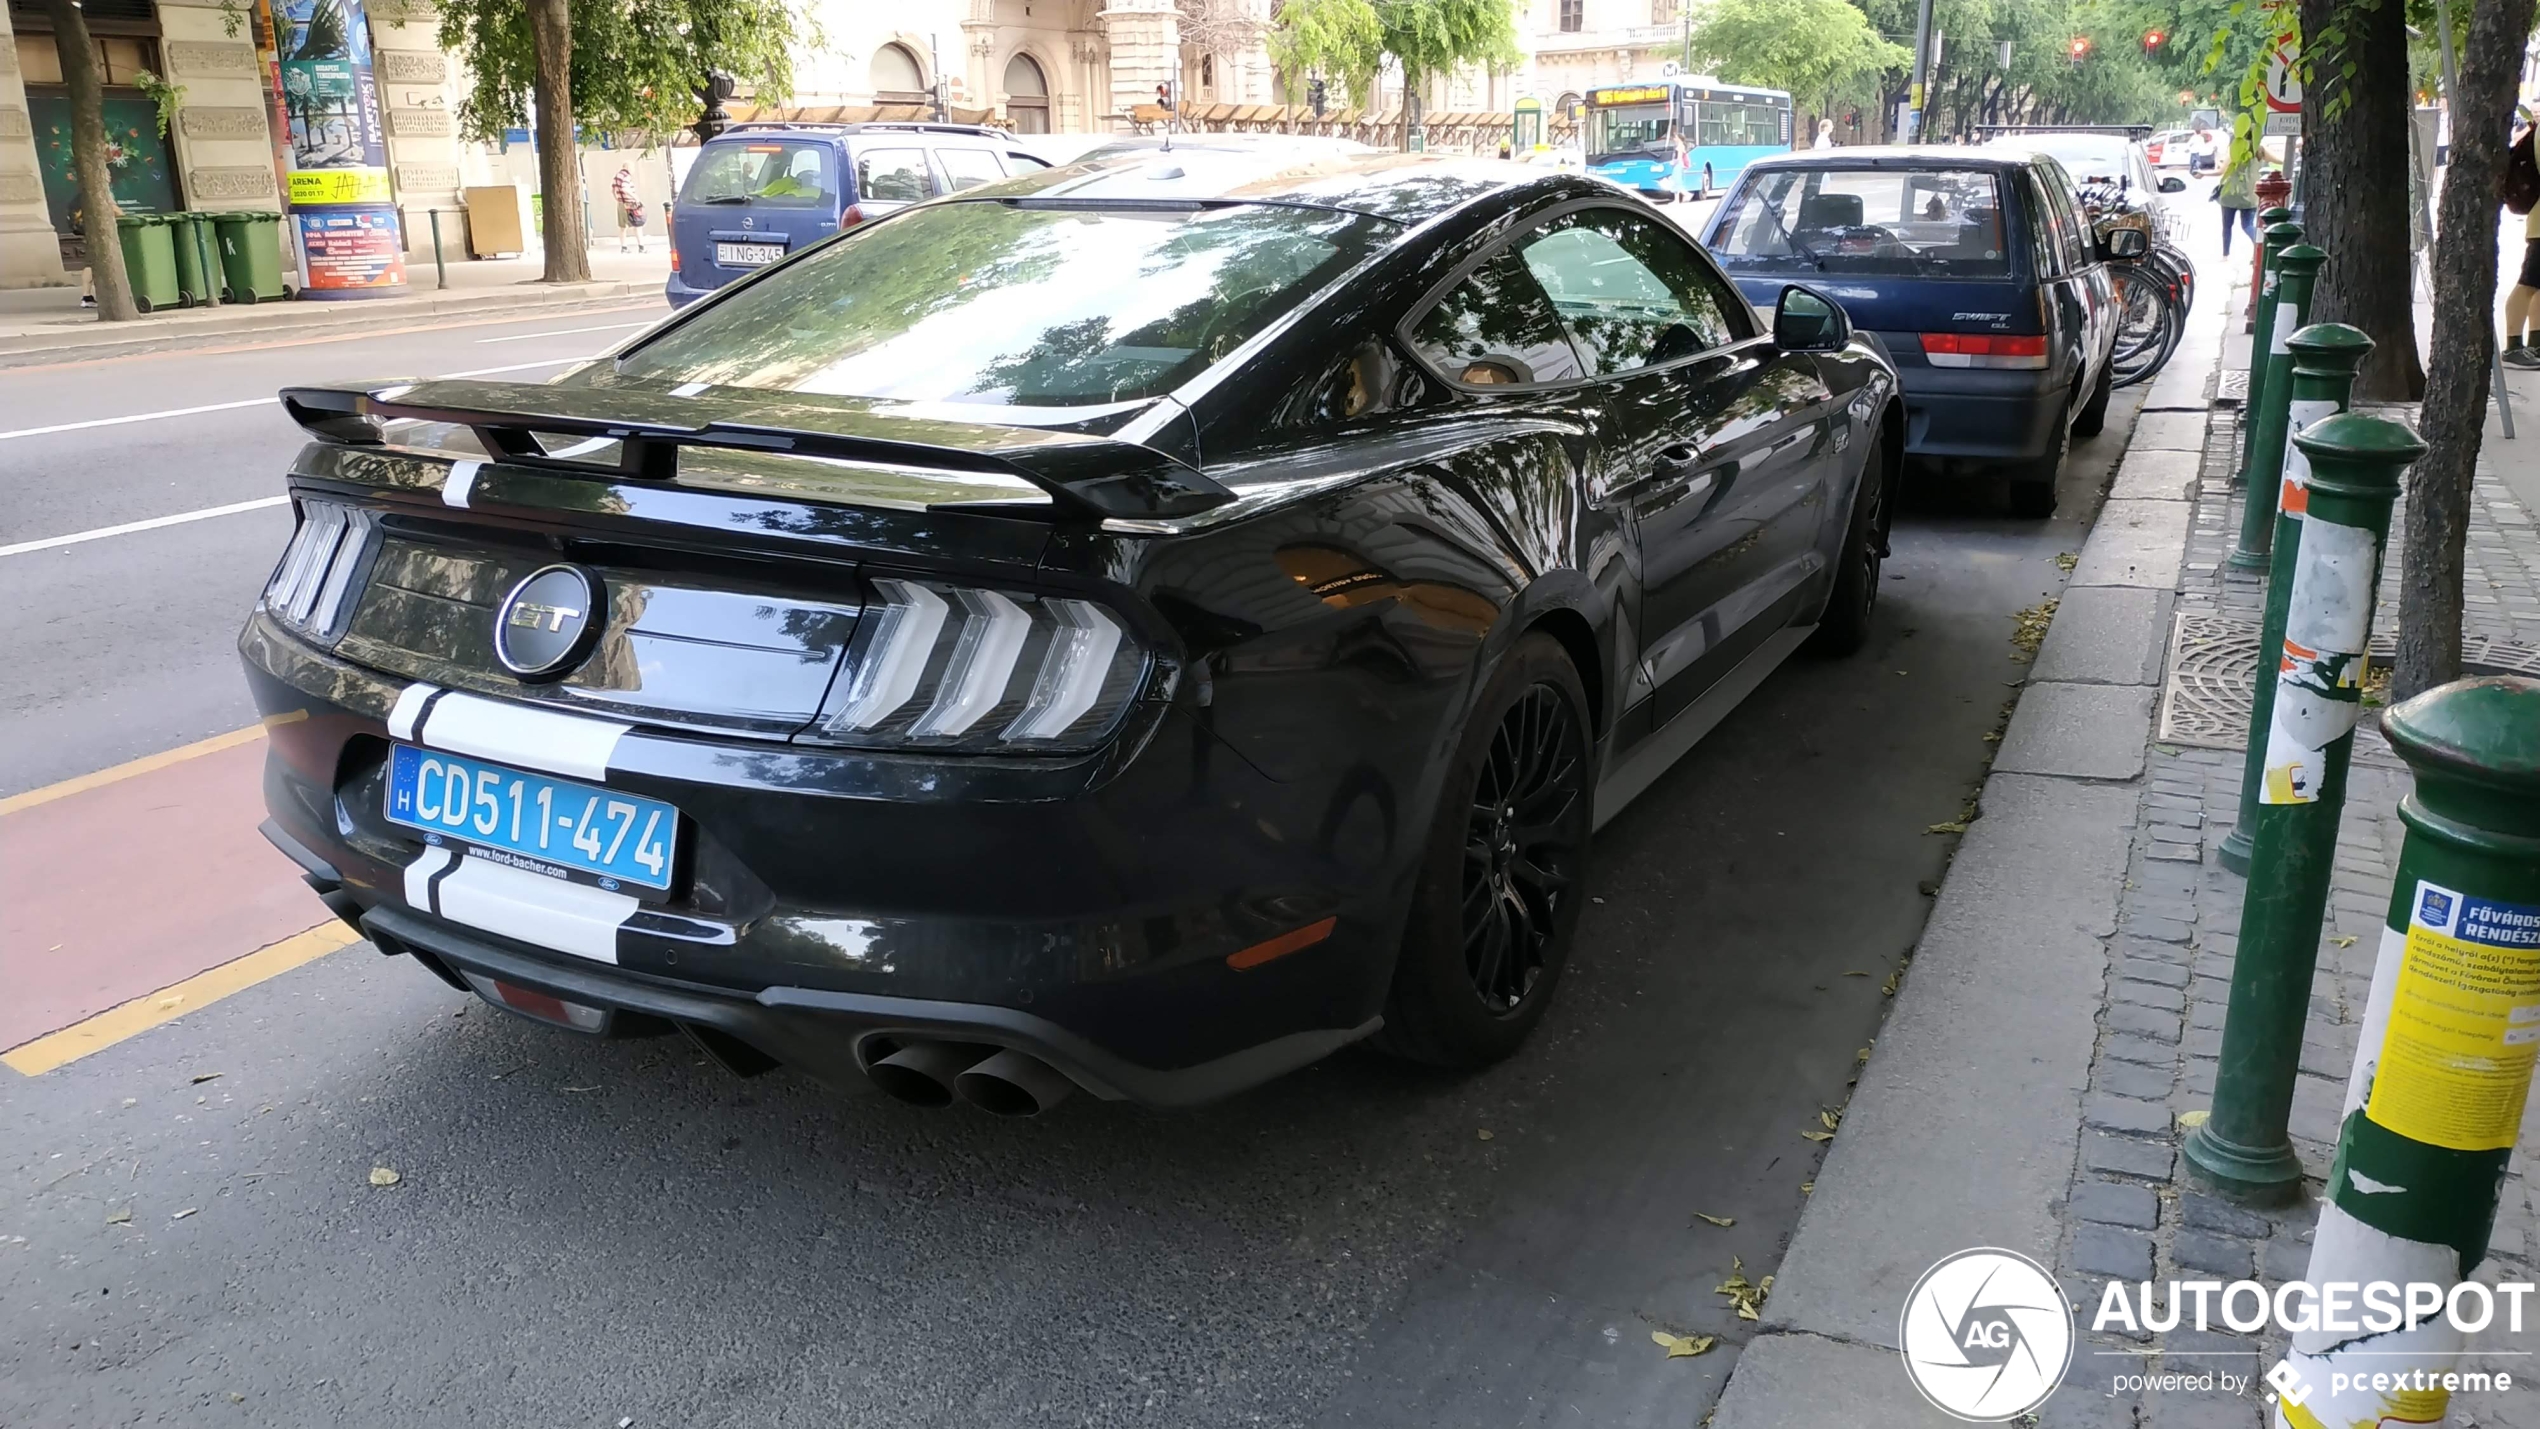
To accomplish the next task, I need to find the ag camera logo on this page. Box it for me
[1900,1248,2075,1421]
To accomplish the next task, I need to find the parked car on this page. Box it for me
[1702,147,2134,516]
[1981,128,2186,245]
[2146,129,2194,168]
[664,122,1050,308]
[246,151,1902,1114]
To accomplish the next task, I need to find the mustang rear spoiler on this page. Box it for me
[277,379,1236,521]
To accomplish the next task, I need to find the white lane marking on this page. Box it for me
[474,320,654,345]
[0,355,590,442]
[0,496,289,558]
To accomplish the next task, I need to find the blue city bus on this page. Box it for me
[1582,77,1794,198]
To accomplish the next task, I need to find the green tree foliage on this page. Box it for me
[1270,0,1519,143]
[415,0,812,145]
[1690,0,1910,118]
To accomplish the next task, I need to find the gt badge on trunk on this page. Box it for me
[495,564,603,679]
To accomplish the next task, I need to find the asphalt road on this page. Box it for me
[0,289,2148,1427]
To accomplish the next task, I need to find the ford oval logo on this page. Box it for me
[494,564,603,680]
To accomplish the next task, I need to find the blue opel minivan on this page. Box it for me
[666,122,1051,308]
[1703,147,2130,516]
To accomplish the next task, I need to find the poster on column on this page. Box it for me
[270,0,407,293]
[295,208,406,290]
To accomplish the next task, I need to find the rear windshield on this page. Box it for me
[1999,135,2131,186]
[1710,167,2011,277]
[615,200,1394,407]
[683,141,836,209]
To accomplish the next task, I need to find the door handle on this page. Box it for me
[1650,444,1715,500]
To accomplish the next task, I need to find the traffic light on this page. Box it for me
[2142,28,2165,50]
[1308,76,1327,118]
[2068,35,2091,60]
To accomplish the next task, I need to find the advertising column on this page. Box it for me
[254,0,407,296]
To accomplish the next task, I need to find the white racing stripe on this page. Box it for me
[0,495,289,559]
[411,689,630,782]
[386,682,439,741]
[442,459,482,508]
[404,843,457,910]
[433,855,636,964]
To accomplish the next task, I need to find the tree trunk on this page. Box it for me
[43,0,138,321]
[2391,0,2537,699]
[2296,0,2426,400]
[526,0,588,284]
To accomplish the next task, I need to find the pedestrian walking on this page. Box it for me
[2187,122,2219,175]
[2504,120,2540,368]
[1813,117,1836,149]
[1668,129,1696,202]
[611,165,648,254]
[2215,145,2260,256]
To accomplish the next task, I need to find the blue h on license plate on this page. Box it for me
[385,744,678,892]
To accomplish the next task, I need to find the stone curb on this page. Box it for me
[0,280,661,366]
[1713,322,2226,1425]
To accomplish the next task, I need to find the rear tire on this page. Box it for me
[2006,402,2071,518]
[1373,633,1592,1069]
[1805,438,1889,657]
[2073,359,2114,438]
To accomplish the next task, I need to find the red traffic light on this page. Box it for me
[2142,28,2165,48]
[2068,35,2091,57]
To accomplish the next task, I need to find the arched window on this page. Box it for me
[1004,54,1050,134]
[871,43,926,102]
[1199,54,1216,95]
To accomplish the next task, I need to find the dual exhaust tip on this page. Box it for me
[863,1040,1079,1117]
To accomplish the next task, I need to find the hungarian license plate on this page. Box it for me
[385,744,677,892]
[716,241,785,268]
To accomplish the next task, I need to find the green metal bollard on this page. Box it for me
[2237,214,2300,479]
[2227,241,2324,569]
[2184,411,2423,1203]
[2219,322,2375,878]
[2272,676,2540,1426]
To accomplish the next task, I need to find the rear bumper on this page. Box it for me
[242,616,1404,1105]
[1879,345,2069,462]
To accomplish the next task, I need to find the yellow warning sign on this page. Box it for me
[2366,882,2540,1151]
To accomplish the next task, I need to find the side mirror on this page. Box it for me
[2100,226,2150,261]
[2158,175,2187,193]
[1773,284,1849,352]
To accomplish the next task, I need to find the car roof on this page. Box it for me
[1741,145,2042,171]
[963,149,1595,225]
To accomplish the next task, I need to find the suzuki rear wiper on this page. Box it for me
[693,194,750,205]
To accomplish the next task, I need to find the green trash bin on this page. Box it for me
[167,213,211,308]
[188,213,224,307]
[213,211,290,304]
[113,213,180,314]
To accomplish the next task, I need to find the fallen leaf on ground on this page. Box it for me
[1925,821,1968,835]
[105,1207,131,1225]
[1819,1109,1843,1132]
[561,1085,602,1094]
[1651,1329,1716,1358]
[2330,936,2357,947]
[1477,1129,1494,1141]
[1694,1212,1734,1227]
[189,1073,221,1084]
[171,1207,197,1220]
[368,1167,401,1188]
[2178,1109,2210,1128]
[2054,551,2079,572]
[1802,1130,1834,1143]
[1800,1180,1815,1194]
[1843,970,1870,977]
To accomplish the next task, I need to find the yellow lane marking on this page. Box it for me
[3,921,362,1076]
[0,723,268,817]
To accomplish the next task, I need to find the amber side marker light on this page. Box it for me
[1227,917,1339,971]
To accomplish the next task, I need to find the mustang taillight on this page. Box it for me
[261,498,376,640]
[1918,332,2050,370]
[805,577,1148,753]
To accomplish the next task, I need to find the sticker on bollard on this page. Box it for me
[2363,882,2540,1152]
[2277,398,2338,516]
[2261,516,2378,803]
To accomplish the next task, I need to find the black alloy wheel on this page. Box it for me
[1376,633,1592,1067]
[1461,685,1583,1012]
[1806,439,1888,656]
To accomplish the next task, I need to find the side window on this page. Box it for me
[1272,335,1414,429]
[2021,174,2067,278]
[1006,150,1051,170]
[1515,207,1748,375]
[1407,250,1585,387]
[936,147,1007,191]
[857,148,936,203]
[2036,164,2092,271]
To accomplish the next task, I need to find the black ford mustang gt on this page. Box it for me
[241,151,1902,1115]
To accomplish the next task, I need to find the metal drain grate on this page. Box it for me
[2160,612,2540,753]
[2214,370,2250,405]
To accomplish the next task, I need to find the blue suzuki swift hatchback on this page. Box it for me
[1702,147,2134,516]
[666,122,1052,307]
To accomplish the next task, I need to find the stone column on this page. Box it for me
[367,2,465,260]
[1233,0,1275,103]
[1097,0,1178,127]
[962,0,997,121]
[0,3,69,287]
[156,3,285,222]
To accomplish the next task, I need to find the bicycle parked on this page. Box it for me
[2080,175,2193,389]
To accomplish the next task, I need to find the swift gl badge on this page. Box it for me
[494,564,604,679]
